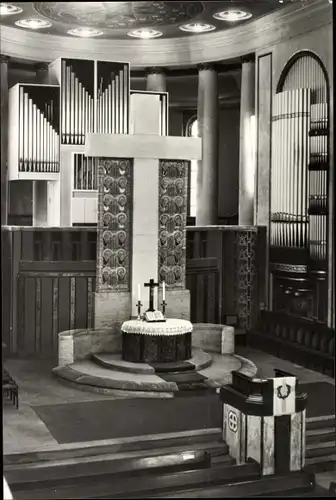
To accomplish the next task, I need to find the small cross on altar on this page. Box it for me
[144,279,159,312]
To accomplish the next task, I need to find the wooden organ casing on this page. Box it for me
[270,52,330,323]
[8,84,60,181]
[130,90,169,136]
[48,58,130,225]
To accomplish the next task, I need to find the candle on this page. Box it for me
[162,281,165,301]
[138,284,141,301]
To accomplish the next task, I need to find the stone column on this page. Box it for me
[238,55,256,226]
[35,62,50,84]
[1,55,10,225]
[146,67,167,92]
[196,63,219,226]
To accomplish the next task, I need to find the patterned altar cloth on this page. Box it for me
[122,319,193,363]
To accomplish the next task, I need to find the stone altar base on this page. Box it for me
[53,323,257,395]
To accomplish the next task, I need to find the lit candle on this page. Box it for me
[162,281,165,301]
[138,284,141,302]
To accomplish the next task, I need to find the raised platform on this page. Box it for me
[92,348,212,374]
[52,352,257,395]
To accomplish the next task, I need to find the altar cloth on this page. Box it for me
[122,319,193,336]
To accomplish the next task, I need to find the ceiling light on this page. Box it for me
[67,28,103,38]
[179,23,216,33]
[15,18,52,29]
[0,3,23,15]
[213,10,253,22]
[127,28,162,39]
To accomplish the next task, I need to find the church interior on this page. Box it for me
[1,1,335,498]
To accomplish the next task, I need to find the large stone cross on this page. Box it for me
[85,92,201,324]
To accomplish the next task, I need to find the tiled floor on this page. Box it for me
[3,347,335,487]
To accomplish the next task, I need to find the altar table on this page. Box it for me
[121,319,193,363]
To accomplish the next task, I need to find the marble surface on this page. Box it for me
[262,416,275,475]
[290,411,304,472]
[247,415,261,464]
[192,323,234,355]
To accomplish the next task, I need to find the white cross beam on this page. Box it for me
[85,93,202,315]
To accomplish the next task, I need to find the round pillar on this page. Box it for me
[1,55,10,225]
[196,63,219,226]
[238,55,256,226]
[35,62,50,84]
[146,67,167,92]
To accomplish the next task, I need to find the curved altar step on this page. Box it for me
[91,348,213,375]
[52,353,257,395]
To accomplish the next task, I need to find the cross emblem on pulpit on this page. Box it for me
[144,279,159,312]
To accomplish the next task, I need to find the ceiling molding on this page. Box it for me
[0,0,330,67]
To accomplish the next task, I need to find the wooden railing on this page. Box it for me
[2,225,267,357]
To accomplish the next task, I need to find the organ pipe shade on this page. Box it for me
[73,154,98,190]
[271,89,310,249]
[59,59,130,145]
[9,84,60,174]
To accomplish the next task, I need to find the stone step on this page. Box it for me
[7,449,210,488]
[306,427,335,438]
[306,429,336,445]
[305,454,336,473]
[11,461,261,500]
[306,417,335,431]
[138,471,315,499]
[306,446,336,459]
[6,441,229,483]
[307,441,336,451]
[4,428,223,466]
[92,349,212,375]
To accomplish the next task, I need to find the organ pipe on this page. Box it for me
[271,88,310,249]
[16,86,59,173]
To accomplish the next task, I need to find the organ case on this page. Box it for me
[8,83,60,180]
[130,90,168,136]
[48,58,130,145]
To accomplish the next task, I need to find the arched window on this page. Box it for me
[187,117,198,218]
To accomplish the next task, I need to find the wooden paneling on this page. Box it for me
[16,271,96,358]
[2,226,266,358]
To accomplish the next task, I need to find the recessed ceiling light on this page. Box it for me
[179,23,216,33]
[67,28,103,38]
[213,10,253,22]
[15,18,52,29]
[0,3,23,16]
[127,28,162,39]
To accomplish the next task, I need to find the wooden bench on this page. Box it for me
[2,369,19,409]
[247,311,335,377]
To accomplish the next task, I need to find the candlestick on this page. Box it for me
[162,281,165,301]
[138,284,141,302]
[136,300,143,320]
[161,300,167,317]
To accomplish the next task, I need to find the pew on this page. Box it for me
[248,311,335,376]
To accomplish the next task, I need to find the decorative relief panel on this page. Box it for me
[96,158,132,292]
[234,231,258,331]
[158,160,188,289]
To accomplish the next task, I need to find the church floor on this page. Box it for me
[3,347,335,488]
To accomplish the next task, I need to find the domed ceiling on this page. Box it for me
[0,1,307,39]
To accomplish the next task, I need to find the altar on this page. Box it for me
[122,319,193,363]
